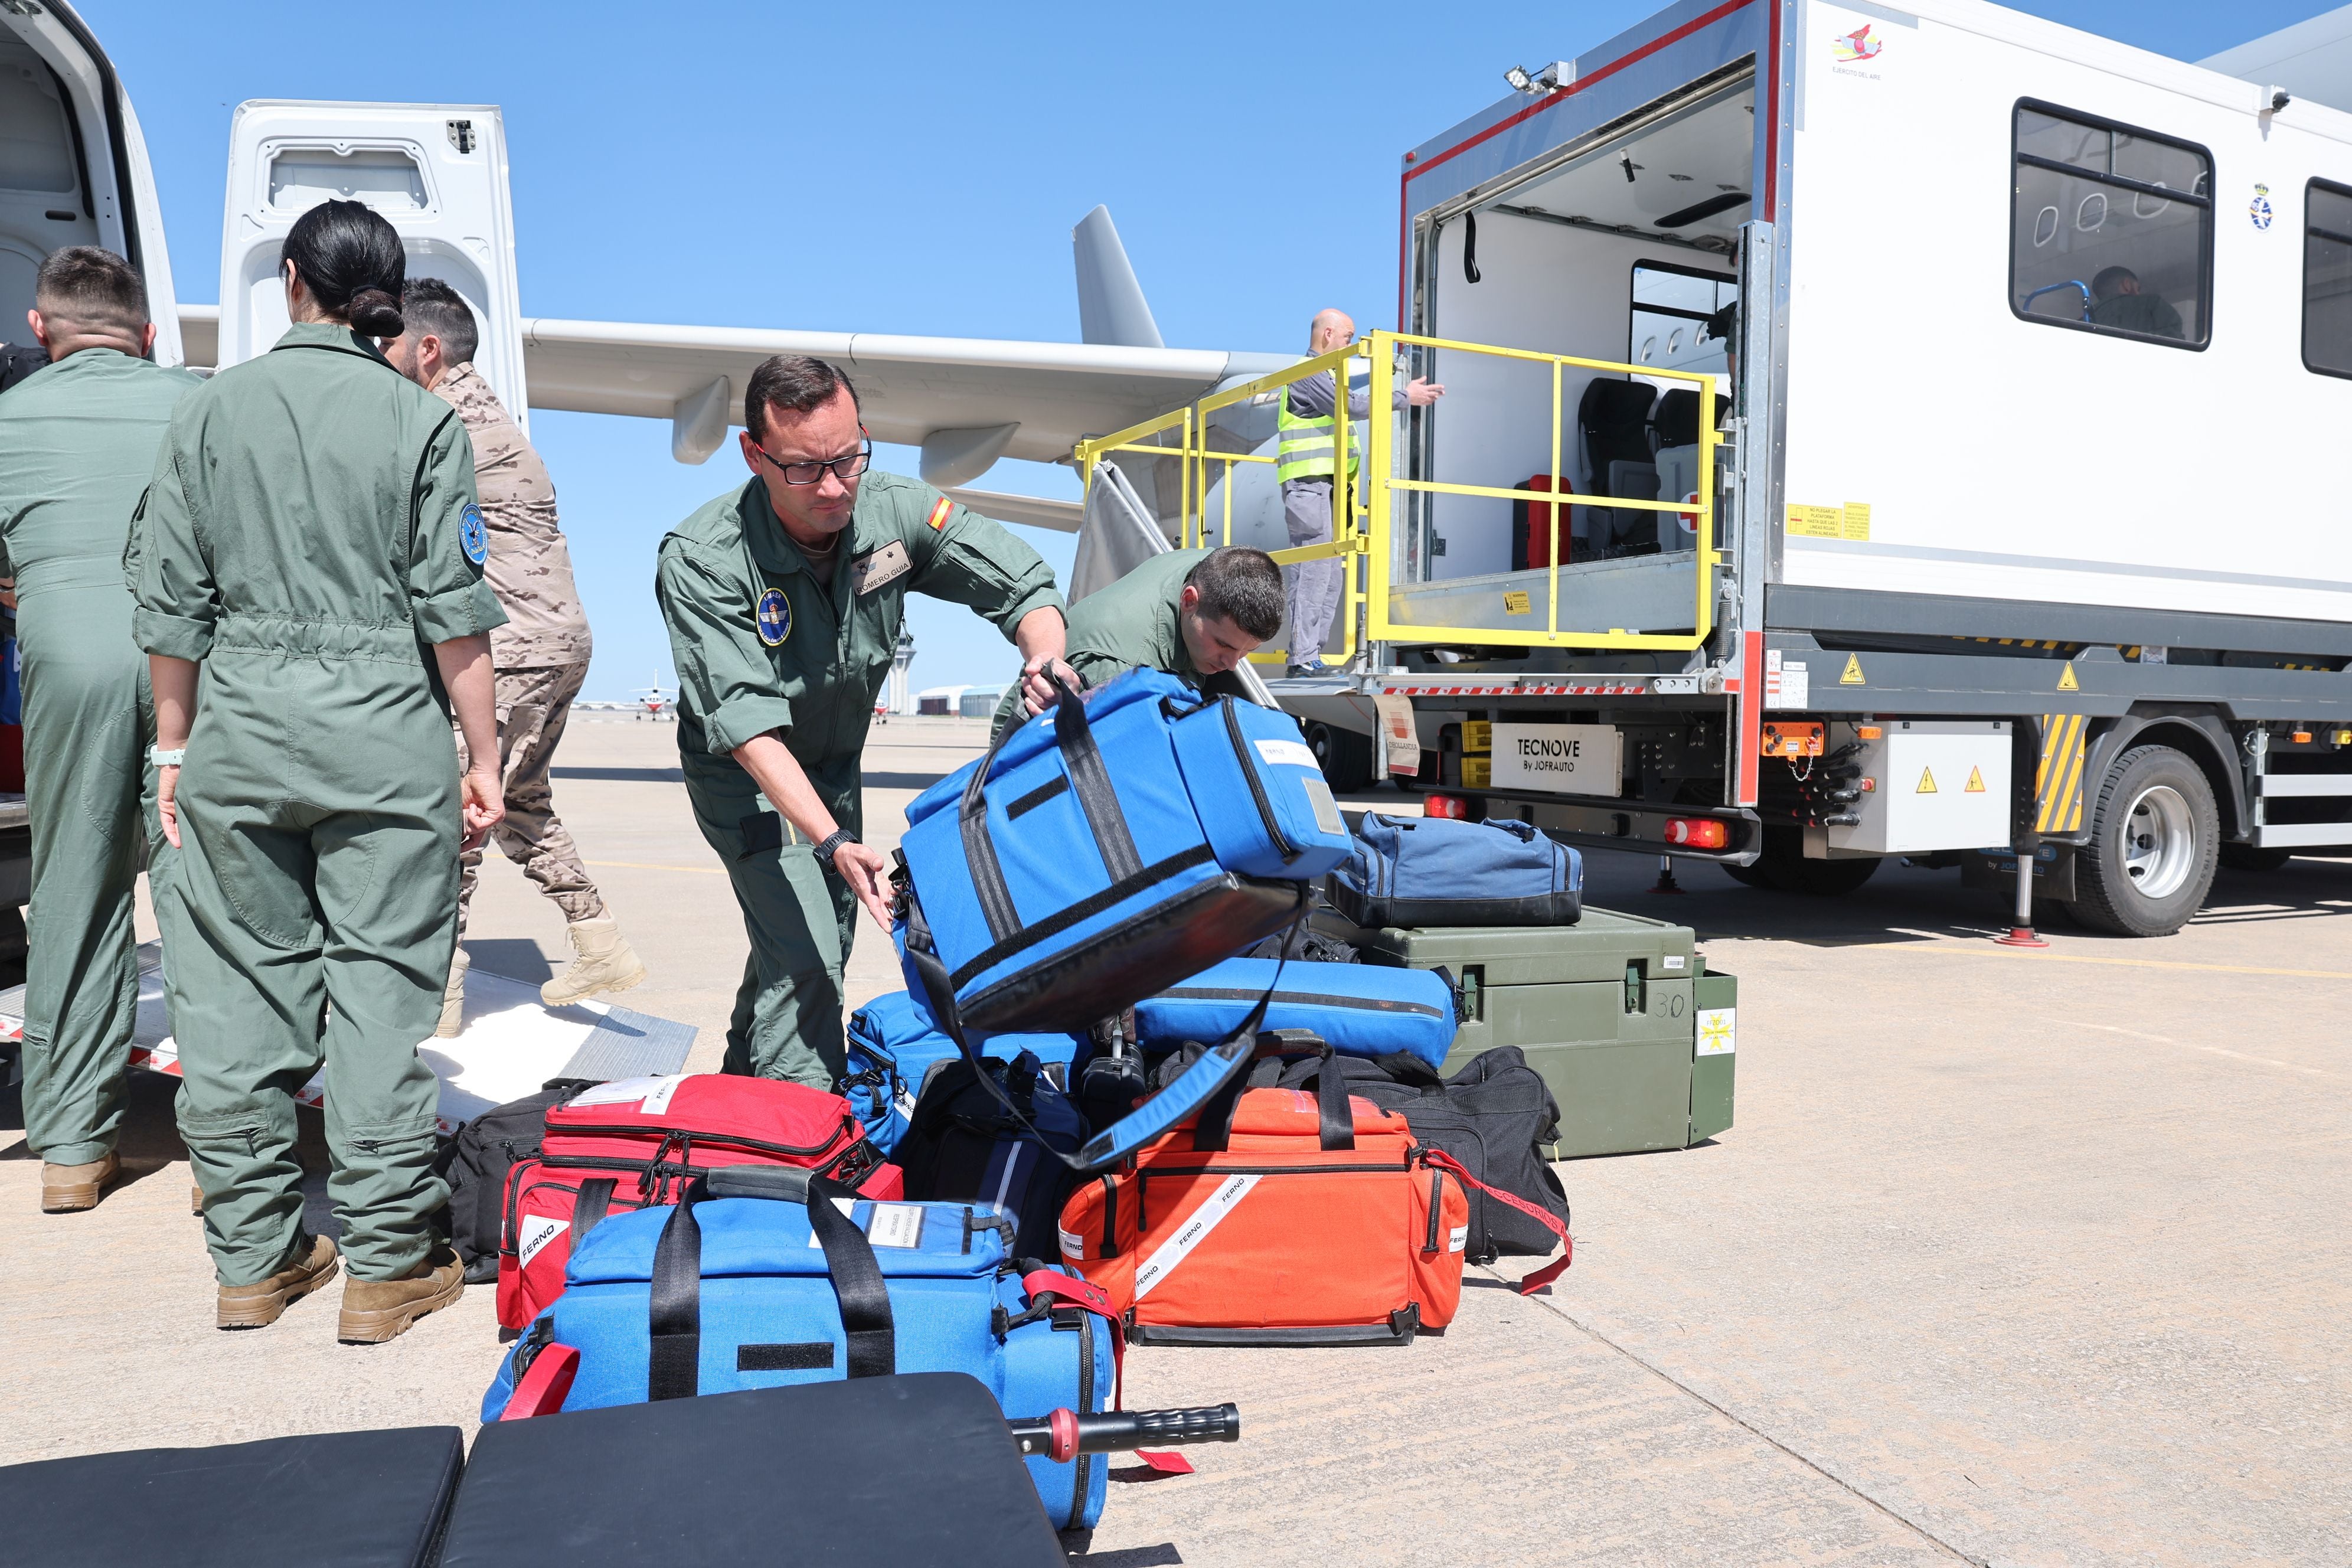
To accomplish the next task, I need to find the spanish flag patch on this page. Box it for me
[925,496,953,531]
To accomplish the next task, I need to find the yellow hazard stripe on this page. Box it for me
[2034,712,2086,834]
[926,496,953,531]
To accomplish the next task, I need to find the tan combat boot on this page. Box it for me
[436,946,471,1038]
[40,1151,120,1213]
[541,916,647,1008]
[338,1245,465,1344]
[217,1233,340,1329]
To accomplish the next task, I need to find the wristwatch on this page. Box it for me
[814,829,859,871]
[147,746,187,767]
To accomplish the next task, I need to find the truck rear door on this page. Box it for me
[216,101,527,422]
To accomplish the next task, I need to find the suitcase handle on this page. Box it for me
[1007,1404,1242,1464]
[647,1172,896,1401]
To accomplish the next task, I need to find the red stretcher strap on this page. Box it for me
[1022,1269,1128,1407]
[1421,1150,1573,1295]
[500,1341,580,1419]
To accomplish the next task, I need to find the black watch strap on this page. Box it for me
[815,829,858,870]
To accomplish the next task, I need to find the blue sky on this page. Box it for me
[84,0,2315,698]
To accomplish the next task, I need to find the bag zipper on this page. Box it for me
[1140,1158,1414,1180]
[1423,1168,1443,1254]
[545,1116,855,1161]
[1070,1307,1096,1524]
[1152,984,1446,1020]
[1220,700,1296,861]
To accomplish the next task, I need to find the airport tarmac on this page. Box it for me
[1,714,2346,1567]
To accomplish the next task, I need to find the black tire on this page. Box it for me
[1755,827,1881,896]
[1720,857,1773,888]
[1305,722,1373,793]
[2219,842,2293,874]
[2063,744,2219,937]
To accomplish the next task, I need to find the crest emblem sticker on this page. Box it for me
[2250,182,2273,230]
[459,503,487,566]
[756,587,792,646]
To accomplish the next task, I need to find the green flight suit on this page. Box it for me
[0,348,198,1167]
[655,471,1061,1087]
[126,324,504,1286]
[989,547,1211,741]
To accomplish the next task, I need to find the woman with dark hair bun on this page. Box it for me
[126,197,507,1342]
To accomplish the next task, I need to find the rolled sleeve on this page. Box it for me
[408,410,508,645]
[656,539,794,756]
[125,440,220,659]
[913,498,1065,638]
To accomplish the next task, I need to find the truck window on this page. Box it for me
[2304,180,2352,378]
[2010,101,2210,348]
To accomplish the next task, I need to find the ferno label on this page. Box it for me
[1488,723,1623,798]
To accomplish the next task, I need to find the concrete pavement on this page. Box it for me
[2,714,2346,1566]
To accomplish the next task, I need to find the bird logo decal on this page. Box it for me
[1831,25,1883,62]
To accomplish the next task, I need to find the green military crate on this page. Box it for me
[1314,907,1735,1158]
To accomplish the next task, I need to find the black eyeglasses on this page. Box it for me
[757,440,873,486]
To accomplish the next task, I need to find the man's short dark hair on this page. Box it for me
[1185,547,1284,641]
[2090,265,2138,300]
[35,247,146,333]
[400,276,479,364]
[745,354,859,443]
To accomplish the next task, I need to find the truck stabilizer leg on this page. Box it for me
[1994,844,2050,949]
[1648,855,1687,896]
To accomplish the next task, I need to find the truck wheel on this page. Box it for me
[2064,744,2218,937]
[1756,827,1881,895]
[2219,842,2293,873]
[1720,858,1772,888]
[1305,722,1373,793]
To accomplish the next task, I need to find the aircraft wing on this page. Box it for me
[177,303,1286,492]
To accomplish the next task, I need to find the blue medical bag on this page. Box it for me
[1133,957,1460,1070]
[894,671,1351,1035]
[1328,814,1583,929]
[842,991,1084,1157]
[479,1170,1118,1529]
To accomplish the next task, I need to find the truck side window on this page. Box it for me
[2303,180,2352,377]
[2010,101,2211,348]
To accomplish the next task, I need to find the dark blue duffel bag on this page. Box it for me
[842,992,1085,1157]
[1133,958,1459,1070]
[894,1048,1086,1261]
[895,670,1351,1035]
[480,1168,1120,1530]
[1328,814,1583,928]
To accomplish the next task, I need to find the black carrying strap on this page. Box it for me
[572,1178,616,1240]
[1193,1043,1356,1153]
[954,674,1141,946]
[645,1174,897,1402]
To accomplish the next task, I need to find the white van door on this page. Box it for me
[217,100,527,425]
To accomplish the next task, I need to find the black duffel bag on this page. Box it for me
[1276,1046,1569,1263]
[433,1080,600,1282]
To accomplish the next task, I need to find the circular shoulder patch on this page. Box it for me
[459,502,488,566]
[756,586,792,647]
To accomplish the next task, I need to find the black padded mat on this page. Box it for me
[441,1373,1063,1567]
[0,1425,464,1568]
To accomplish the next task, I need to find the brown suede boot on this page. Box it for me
[217,1233,341,1329]
[338,1246,465,1344]
[191,1182,206,1217]
[40,1151,120,1213]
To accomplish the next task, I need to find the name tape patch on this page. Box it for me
[1253,738,1319,769]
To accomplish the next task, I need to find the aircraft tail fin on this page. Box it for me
[1073,205,1165,349]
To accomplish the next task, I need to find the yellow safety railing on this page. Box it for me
[1073,329,1719,658]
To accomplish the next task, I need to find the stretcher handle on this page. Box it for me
[1007,1404,1242,1464]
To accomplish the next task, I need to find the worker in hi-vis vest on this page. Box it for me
[1275,309,1443,677]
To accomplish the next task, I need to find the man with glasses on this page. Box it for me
[656,354,1070,1086]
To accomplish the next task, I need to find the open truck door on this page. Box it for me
[215,101,527,420]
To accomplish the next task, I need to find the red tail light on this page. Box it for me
[1663,817,1729,850]
[1424,793,1470,819]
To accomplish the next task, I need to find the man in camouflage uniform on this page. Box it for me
[387,279,646,1034]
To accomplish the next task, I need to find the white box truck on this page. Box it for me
[1077,0,2352,937]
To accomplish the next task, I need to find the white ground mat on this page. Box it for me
[0,942,696,1133]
